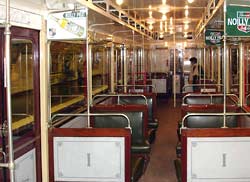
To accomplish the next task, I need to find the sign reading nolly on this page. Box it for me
[226,5,250,36]
[205,30,224,45]
[47,8,87,40]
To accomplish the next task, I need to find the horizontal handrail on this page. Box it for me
[92,94,148,106]
[51,95,85,98]
[12,113,32,116]
[116,84,157,93]
[182,84,224,92]
[182,93,239,105]
[180,112,250,133]
[50,113,131,132]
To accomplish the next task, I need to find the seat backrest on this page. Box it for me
[92,105,148,145]
[119,96,147,105]
[212,96,224,104]
[184,96,211,105]
[93,115,129,128]
[185,115,238,128]
[184,95,237,105]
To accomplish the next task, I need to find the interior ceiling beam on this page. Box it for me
[194,0,224,39]
[77,0,155,40]
[121,6,205,11]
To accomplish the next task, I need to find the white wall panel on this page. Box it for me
[187,137,250,182]
[15,149,36,182]
[54,137,125,182]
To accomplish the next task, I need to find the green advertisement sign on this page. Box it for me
[205,30,224,45]
[226,5,250,36]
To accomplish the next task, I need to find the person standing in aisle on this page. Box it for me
[189,57,199,92]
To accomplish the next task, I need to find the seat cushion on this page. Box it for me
[131,156,145,182]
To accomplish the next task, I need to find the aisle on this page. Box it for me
[139,97,181,182]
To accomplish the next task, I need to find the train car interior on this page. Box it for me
[1,0,250,182]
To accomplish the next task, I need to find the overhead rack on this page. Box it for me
[194,0,224,39]
[77,0,156,40]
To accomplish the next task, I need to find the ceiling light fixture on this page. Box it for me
[146,17,156,24]
[146,5,156,25]
[116,0,123,5]
[187,0,194,3]
[149,24,153,30]
[158,4,170,14]
[184,42,187,47]
[165,21,167,32]
[159,32,164,39]
[162,14,167,21]
[183,18,190,24]
[160,21,163,31]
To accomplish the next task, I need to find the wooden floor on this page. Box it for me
[139,97,181,182]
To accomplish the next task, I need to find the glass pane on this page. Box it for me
[230,48,239,94]
[92,46,109,95]
[50,41,86,117]
[11,39,34,138]
[245,44,250,106]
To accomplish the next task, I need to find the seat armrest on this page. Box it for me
[131,140,151,154]
[176,141,181,158]
[148,128,157,144]
[148,122,158,129]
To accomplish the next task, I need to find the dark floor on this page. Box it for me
[139,97,182,182]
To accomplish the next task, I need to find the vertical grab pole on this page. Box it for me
[173,2,176,107]
[203,29,206,87]
[4,0,15,180]
[123,45,127,93]
[110,43,115,93]
[132,30,135,87]
[239,42,243,107]
[87,20,92,127]
[223,0,227,128]
[173,34,176,107]
[217,47,221,92]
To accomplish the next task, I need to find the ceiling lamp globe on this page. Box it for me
[158,4,170,14]
[116,0,123,5]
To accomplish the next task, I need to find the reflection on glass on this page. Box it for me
[230,48,239,95]
[245,44,250,106]
[92,46,109,94]
[50,41,86,115]
[11,39,34,137]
